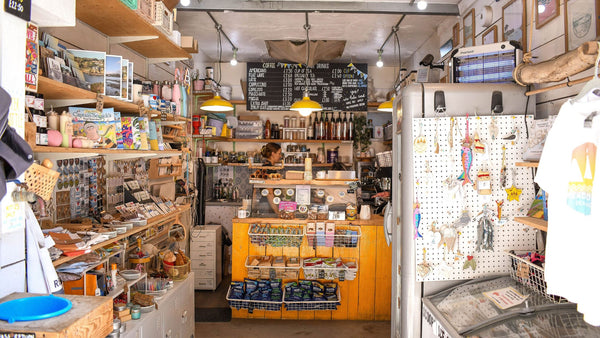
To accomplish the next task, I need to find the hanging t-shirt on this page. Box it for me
[535,94,600,325]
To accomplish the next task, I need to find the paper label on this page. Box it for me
[483,287,529,310]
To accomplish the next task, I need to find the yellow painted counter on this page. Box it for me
[231,216,392,320]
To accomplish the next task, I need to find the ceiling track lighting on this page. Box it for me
[290,13,323,117]
[206,12,239,65]
[376,49,384,68]
[230,48,238,66]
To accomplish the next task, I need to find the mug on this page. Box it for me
[360,205,371,220]
[237,208,250,219]
[316,171,326,179]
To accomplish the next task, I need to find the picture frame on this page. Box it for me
[482,25,498,45]
[536,0,560,29]
[502,0,527,50]
[452,23,460,47]
[463,9,475,47]
[564,0,599,51]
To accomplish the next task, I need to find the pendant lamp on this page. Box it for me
[201,21,234,112]
[290,14,322,117]
[377,96,394,112]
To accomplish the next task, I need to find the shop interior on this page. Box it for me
[0,0,599,337]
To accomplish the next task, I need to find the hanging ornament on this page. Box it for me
[422,160,433,186]
[413,199,423,239]
[495,199,504,219]
[489,116,499,140]
[452,209,472,229]
[476,170,492,195]
[500,145,508,189]
[436,247,454,278]
[438,225,457,251]
[475,205,496,251]
[505,169,523,201]
[463,255,477,270]
[444,176,464,202]
[455,231,464,261]
[458,116,473,186]
[434,118,440,154]
[417,248,432,278]
[448,117,455,151]
[502,116,520,145]
[414,121,427,153]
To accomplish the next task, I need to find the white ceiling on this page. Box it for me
[177,3,460,66]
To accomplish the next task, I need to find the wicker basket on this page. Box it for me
[24,163,60,201]
[163,259,190,280]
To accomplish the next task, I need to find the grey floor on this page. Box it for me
[194,319,390,337]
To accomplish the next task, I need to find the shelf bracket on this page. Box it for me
[147,57,190,64]
[45,99,97,108]
[108,35,159,44]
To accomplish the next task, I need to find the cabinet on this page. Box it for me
[190,225,223,290]
[122,272,195,338]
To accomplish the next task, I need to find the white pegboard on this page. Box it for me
[413,115,537,282]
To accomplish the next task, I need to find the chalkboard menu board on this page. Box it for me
[247,62,368,111]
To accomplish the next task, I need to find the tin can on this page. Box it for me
[346,204,357,220]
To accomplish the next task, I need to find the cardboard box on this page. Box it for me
[181,36,198,53]
[286,171,304,180]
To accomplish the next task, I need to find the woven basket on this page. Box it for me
[24,163,60,201]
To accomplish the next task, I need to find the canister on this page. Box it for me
[326,148,338,163]
[131,305,141,320]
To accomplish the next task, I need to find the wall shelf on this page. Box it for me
[76,0,191,59]
[52,205,190,267]
[515,161,539,168]
[33,145,183,161]
[514,216,548,232]
[192,136,351,144]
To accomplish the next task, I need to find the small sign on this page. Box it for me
[318,269,325,279]
[0,332,36,338]
[338,270,345,281]
[4,0,30,21]
[269,268,276,280]
[483,287,529,310]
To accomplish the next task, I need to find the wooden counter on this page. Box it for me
[0,293,113,338]
[231,216,392,320]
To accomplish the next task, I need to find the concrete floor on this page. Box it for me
[195,319,390,337]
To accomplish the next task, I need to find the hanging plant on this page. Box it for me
[353,114,371,153]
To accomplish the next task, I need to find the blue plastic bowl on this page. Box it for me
[0,295,72,323]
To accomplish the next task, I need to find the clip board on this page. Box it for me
[412,115,537,281]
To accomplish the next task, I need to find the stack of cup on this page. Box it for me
[304,157,313,180]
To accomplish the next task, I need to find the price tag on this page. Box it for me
[318,269,325,279]
[338,270,345,281]
[4,0,30,21]
[269,268,276,280]
[96,94,105,111]
[0,332,36,338]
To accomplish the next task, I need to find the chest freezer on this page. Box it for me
[422,276,600,338]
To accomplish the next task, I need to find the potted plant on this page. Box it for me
[353,114,371,157]
[192,70,204,92]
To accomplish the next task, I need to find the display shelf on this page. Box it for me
[107,272,147,300]
[38,77,143,113]
[76,0,191,59]
[252,179,358,187]
[515,161,539,168]
[33,145,183,161]
[514,216,548,232]
[233,215,384,226]
[52,205,190,267]
[192,136,351,144]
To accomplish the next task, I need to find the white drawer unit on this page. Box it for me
[190,225,222,290]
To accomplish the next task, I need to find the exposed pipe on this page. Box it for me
[206,12,238,52]
[377,15,406,54]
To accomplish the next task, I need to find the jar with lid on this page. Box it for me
[300,117,306,128]
[291,116,297,128]
[284,116,290,128]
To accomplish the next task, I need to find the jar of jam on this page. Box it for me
[346,203,357,221]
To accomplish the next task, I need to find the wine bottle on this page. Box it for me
[348,112,354,140]
[342,112,348,140]
[265,119,271,139]
[318,112,324,140]
[322,111,329,140]
[307,115,314,140]
[335,112,342,140]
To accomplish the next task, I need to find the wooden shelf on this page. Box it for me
[227,100,382,111]
[191,136,351,144]
[515,161,539,168]
[514,216,548,232]
[38,77,143,113]
[33,145,182,156]
[76,0,191,59]
[52,205,190,267]
[251,178,358,186]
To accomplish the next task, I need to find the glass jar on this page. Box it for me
[291,117,297,128]
[300,117,306,128]
[284,116,290,128]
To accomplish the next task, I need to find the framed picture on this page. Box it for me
[502,0,527,50]
[564,0,599,51]
[452,23,460,47]
[463,9,475,47]
[482,25,498,45]
[536,0,560,29]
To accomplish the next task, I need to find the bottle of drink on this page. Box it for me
[318,112,324,140]
[265,119,271,139]
[342,112,348,140]
[367,119,374,139]
[312,114,318,140]
[335,112,342,140]
[348,112,354,140]
[271,122,276,139]
[307,115,314,140]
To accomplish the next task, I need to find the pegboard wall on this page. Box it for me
[413,115,537,282]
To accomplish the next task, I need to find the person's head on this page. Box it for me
[261,142,282,163]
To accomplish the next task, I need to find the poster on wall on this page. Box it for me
[565,0,599,51]
[25,22,38,92]
[502,0,527,50]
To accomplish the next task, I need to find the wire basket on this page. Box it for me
[283,288,341,311]
[245,256,302,280]
[302,258,358,281]
[248,224,303,248]
[376,151,392,167]
[23,163,60,201]
[506,251,568,304]
[304,225,361,248]
[226,286,282,313]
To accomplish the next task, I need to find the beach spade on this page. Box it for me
[417,248,432,278]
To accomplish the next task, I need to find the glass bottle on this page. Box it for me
[318,112,324,140]
[307,115,314,140]
[367,119,374,139]
[348,113,354,140]
[342,112,348,140]
[265,119,271,139]
[324,112,330,140]
[335,112,342,140]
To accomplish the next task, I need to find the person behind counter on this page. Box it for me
[261,142,282,167]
